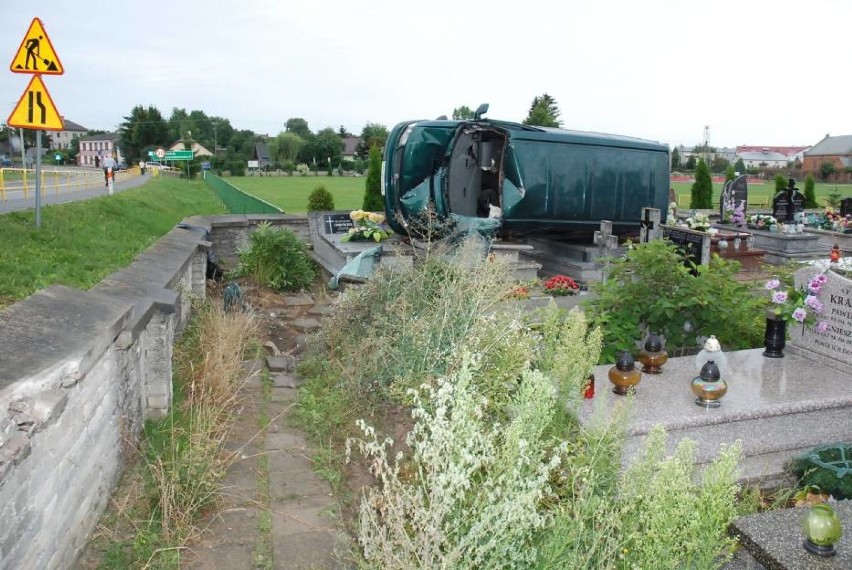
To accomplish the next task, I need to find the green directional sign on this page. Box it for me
[164,150,193,161]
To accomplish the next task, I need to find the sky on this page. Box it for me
[2,0,850,149]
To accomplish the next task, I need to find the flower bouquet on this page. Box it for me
[341,210,390,242]
[747,213,777,230]
[680,211,718,234]
[764,273,829,333]
[543,274,580,296]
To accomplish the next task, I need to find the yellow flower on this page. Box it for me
[368,212,385,224]
[349,210,364,221]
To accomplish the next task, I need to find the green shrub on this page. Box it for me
[804,173,818,208]
[362,144,383,211]
[307,185,335,211]
[690,159,712,209]
[774,173,786,194]
[583,240,766,362]
[234,222,316,291]
[536,427,742,569]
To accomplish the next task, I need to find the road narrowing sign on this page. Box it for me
[7,75,64,130]
[10,17,64,75]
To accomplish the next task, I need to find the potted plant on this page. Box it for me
[341,210,390,243]
[542,274,580,296]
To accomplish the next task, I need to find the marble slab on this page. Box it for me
[584,349,852,479]
[790,268,852,369]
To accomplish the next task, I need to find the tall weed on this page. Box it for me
[233,221,316,291]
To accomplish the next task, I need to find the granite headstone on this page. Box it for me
[841,196,852,217]
[772,179,805,222]
[323,213,355,234]
[789,266,852,369]
[661,225,712,275]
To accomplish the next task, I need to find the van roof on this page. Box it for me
[411,119,668,153]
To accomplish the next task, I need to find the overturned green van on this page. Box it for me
[382,109,670,237]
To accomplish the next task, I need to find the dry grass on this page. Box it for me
[82,301,261,568]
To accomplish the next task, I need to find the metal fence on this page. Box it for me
[204,173,283,214]
[0,166,141,202]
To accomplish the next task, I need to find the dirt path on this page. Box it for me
[183,290,352,569]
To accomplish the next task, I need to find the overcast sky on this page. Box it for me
[2,0,850,149]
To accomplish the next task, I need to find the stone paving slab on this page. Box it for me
[281,294,315,307]
[290,318,322,333]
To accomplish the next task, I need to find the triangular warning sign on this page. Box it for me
[7,75,64,131]
[10,17,64,75]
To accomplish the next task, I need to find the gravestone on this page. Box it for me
[772,178,805,222]
[661,224,712,275]
[322,213,355,234]
[593,220,619,282]
[720,177,748,222]
[772,190,791,221]
[789,266,852,369]
[841,197,852,217]
[639,207,661,243]
[719,180,732,221]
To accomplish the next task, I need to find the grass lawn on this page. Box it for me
[0,177,225,307]
[224,175,366,213]
[671,180,852,209]
[227,174,852,214]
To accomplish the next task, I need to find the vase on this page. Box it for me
[763,316,786,358]
[802,503,843,557]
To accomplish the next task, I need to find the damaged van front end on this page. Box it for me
[382,111,669,239]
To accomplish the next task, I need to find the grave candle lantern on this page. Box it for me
[608,350,641,395]
[691,336,728,407]
[638,331,668,374]
[802,503,843,557]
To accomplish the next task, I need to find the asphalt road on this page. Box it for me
[0,171,151,215]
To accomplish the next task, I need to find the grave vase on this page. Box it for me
[762,314,786,358]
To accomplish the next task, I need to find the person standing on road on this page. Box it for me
[139,160,146,175]
[102,154,117,187]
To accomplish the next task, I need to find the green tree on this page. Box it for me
[523,93,561,127]
[356,123,389,159]
[363,144,383,211]
[119,105,170,162]
[690,158,713,209]
[804,173,818,207]
[452,105,474,120]
[271,131,304,164]
[820,161,836,180]
[734,158,745,173]
[338,125,352,138]
[774,174,786,194]
[685,155,697,170]
[725,165,735,181]
[285,117,312,139]
[711,156,730,173]
[305,128,343,168]
[671,147,681,170]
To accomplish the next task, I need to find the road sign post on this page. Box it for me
[7,17,65,228]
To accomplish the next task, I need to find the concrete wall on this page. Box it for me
[0,226,209,569]
[0,214,313,569]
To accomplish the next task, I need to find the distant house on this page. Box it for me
[167,140,213,157]
[735,145,810,167]
[342,135,361,161]
[77,132,124,166]
[736,150,790,169]
[253,142,271,168]
[802,135,852,177]
[49,118,87,151]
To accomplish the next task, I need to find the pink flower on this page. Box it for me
[815,321,829,334]
[792,308,807,322]
[805,295,824,313]
[772,291,788,304]
[765,279,781,290]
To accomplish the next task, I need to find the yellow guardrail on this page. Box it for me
[0,166,142,202]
